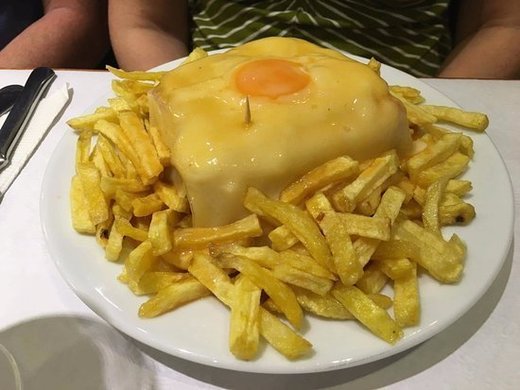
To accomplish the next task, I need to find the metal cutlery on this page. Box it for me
[0,67,56,171]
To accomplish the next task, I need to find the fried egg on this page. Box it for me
[149,37,411,226]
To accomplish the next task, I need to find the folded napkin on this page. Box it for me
[0,83,71,196]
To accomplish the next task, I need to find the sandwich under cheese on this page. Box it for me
[149,37,411,226]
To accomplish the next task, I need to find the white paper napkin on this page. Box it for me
[0,83,71,196]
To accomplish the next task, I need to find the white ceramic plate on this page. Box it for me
[41,53,514,374]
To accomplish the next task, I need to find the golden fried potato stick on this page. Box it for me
[107,65,166,81]
[272,263,334,296]
[67,109,117,131]
[118,111,163,183]
[420,105,489,132]
[174,214,263,249]
[394,220,463,283]
[148,209,175,256]
[76,164,110,226]
[355,262,388,294]
[332,151,399,213]
[318,211,363,286]
[280,155,359,205]
[352,186,406,268]
[244,187,334,273]
[332,284,403,344]
[422,179,448,234]
[124,240,157,289]
[219,255,303,329]
[375,258,414,280]
[415,152,470,188]
[229,275,262,360]
[188,251,312,360]
[137,271,190,295]
[406,133,462,177]
[139,277,210,317]
[75,130,92,172]
[393,262,420,327]
[70,175,96,234]
[105,217,125,261]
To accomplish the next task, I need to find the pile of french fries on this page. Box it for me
[67,55,488,361]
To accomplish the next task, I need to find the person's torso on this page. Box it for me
[188,0,453,77]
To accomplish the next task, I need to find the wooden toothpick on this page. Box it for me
[244,95,251,125]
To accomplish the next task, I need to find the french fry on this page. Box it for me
[352,186,406,267]
[244,187,334,273]
[139,276,210,317]
[332,284,403,344]
[422,179,447,234]
[189,251,312,359]
[392,92,437,126]
[290,287,353,319]
[414,152,470,188]
[280,250,337,280]
[440,198,476,225]
[75,130,92,171]
[118,111,163,182]
[132,193,164,217]
[331,151,399,212]
[355,262,388,294]
[268,225,299,251]
[258,308,312,360]
[137,271,189,294]
[100,176,149,198]
[148,209,175,256]
[174,214,263,249]
[273,263,334,296]
[375,257,414,280]
[393,262,420,327]
[406,133,462,177]
[76,164,109,226]
[339,213,391,241]
[148,125,171,166]
[161,248,193,270]
[124,240,157,288]
[420,105,489,132]
[154,181,189,212]
[394,220,463,282]
[280,156,359,204]
[70,175,96,234]
[96,135,126,178]
[219,255,303,329]
[105,216,125,261]
[115,218,148,242]
[390,85,424,104]
[108,97,132,112]
[67,109,117,131]
[94,120,144,178]
[318,211,362,286]
[107,65,166,81]
[229,275,261,360]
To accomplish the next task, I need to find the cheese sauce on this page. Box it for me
[149,37,411,226]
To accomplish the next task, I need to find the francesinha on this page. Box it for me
[149,37,411,227]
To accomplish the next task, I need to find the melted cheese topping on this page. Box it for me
[149,37,411,226]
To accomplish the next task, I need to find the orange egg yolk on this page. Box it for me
[234,59,310,98]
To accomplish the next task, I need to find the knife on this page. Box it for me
[0,84,23,116]
[0,67,56,171]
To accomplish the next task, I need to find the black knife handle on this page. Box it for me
[0,67,56,170]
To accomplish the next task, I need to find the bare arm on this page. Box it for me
[439,0,520,79]
[109,0,188,71]
[0,0,109,69]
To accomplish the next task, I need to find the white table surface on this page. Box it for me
[0,70,518,390]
